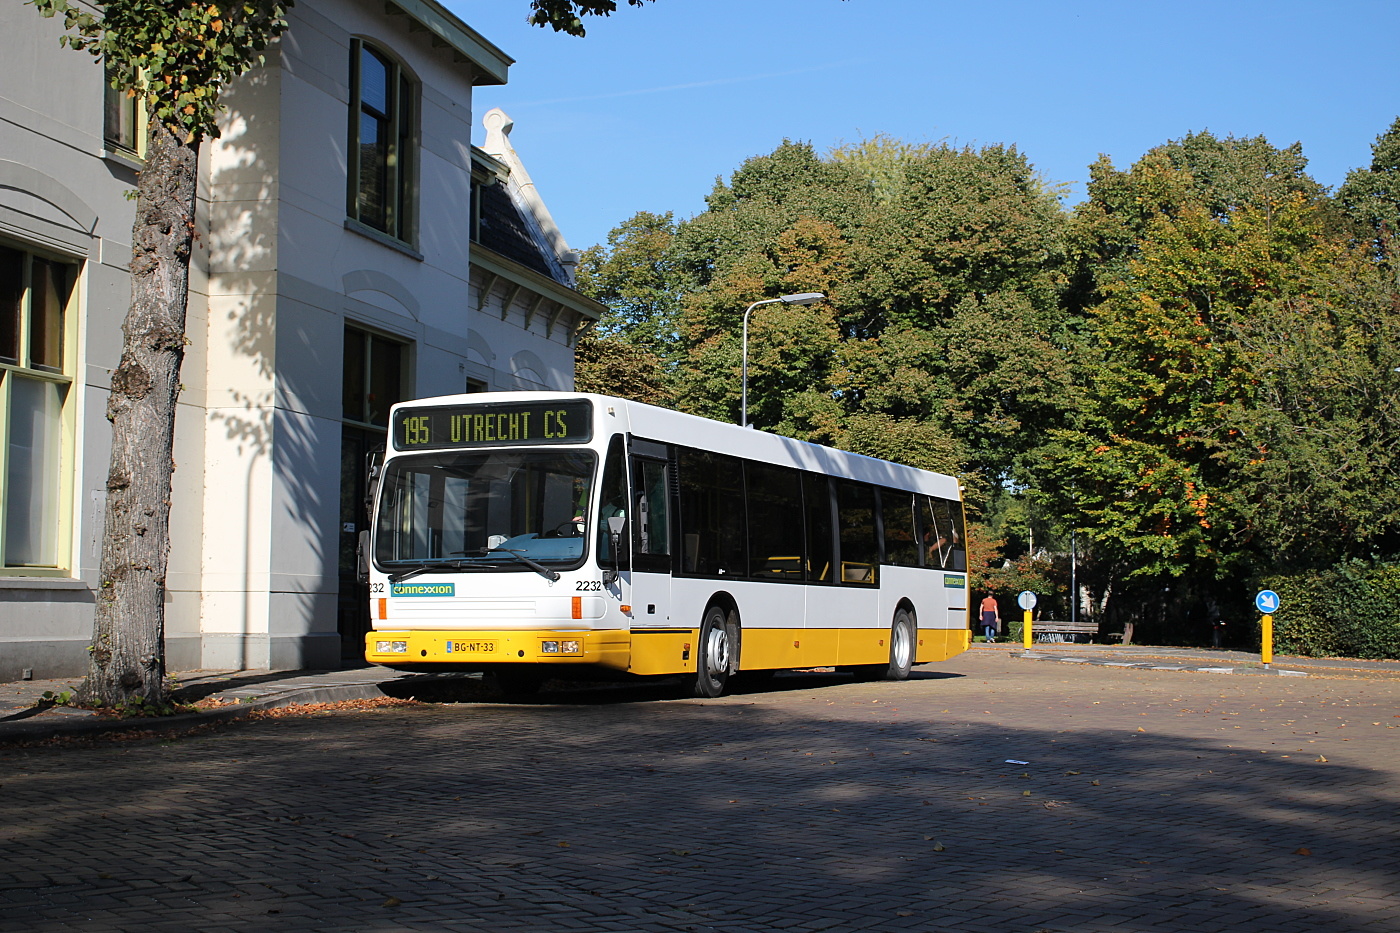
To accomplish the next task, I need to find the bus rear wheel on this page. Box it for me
[848,609,916,682]
[884,608,916,681]
[688,605,734,698]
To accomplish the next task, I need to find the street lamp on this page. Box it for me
[740,292,825,428]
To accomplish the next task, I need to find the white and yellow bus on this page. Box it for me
[365,392,969,696]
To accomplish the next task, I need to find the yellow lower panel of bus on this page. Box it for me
[915,626,970,664]
[738,627,967,670]
[627,630,699,676]
[367,629,631,671]
[368,626,968,675]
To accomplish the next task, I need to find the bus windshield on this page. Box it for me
[374,448,596,571]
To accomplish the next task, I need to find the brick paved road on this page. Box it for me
[3,651,1399,932]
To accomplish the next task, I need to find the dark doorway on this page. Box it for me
[338,324,408,662]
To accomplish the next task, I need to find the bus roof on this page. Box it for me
[391,391,962,500]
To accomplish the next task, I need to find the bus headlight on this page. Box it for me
[539,640,581,656]
[376,640,408,654]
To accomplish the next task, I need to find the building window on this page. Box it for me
[348,39,417,244]
[0,244,76,570]
[103,63,147,158]
[342,324,409,429]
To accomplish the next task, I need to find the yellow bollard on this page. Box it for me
[1023,609,1032,649]
[1261,613,1273,668]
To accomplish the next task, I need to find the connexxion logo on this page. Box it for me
[391,582,455,597]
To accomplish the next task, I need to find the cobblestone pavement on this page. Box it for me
[3,651,1399,933]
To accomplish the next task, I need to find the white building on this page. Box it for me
[0,0,602,679]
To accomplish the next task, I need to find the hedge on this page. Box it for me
[1264,560,1400,659]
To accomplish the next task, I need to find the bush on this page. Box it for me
[1265,560,1400,659]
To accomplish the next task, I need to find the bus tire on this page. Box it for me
[689,604,734,698]
[883,608,916,681]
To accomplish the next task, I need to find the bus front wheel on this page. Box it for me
[689,605,734,698]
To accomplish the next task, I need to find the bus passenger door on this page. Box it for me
[627,441,675,633]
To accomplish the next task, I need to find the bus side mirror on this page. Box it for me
[604,515,625,584]
[356,530,371,584]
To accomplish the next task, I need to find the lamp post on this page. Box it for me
[740,292,825,428]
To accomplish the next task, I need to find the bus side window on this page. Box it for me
[747,461,804,579]
[942,496,967,572]
[836,480,879,586]
[920,495,966,571]
[803,473,833,583]
[881,489,918,567]
[678,448,745,577]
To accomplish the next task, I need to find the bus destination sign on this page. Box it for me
[393,399,593,450]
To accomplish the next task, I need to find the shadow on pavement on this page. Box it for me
[1,666,1390,933]
[382,667,965,706]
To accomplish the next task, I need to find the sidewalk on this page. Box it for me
[979,640,1400,678]
[0,665,465,745]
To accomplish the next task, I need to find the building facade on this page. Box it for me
[0,0,601,679]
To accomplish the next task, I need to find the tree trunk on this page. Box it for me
[77,120,200,708]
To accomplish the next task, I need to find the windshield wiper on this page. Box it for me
[388,559,471,583]
[487,547,562,582]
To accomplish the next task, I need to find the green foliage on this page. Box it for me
[572,333,675,406]
[30,0,292,142]
[527,0,654,36]
[1046,177,1351,584]
[1226,263,1400,566]
[1268,561,1400,659]
[585,136,1076,498]
[852,142,1067,332]
[583,121,1400,655]
[1065,132,1329,315]
[576,211,684,361]
[1337,116,1400,265]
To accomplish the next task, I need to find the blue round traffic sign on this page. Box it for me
[1017,591,1038,611]
[1255,590,1281,613]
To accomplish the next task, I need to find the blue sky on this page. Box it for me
[452,0,1399,253]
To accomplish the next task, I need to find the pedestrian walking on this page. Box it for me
[979,594,1000,643]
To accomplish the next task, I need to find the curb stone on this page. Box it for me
[1013,650,1310,677]
[0,672,454,745]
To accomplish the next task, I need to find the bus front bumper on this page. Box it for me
[366,629,631,671]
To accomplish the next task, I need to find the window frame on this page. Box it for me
[103,63,149,160]
[346,38,419,247]
[0,241,79,574]
[341,322,411,431]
